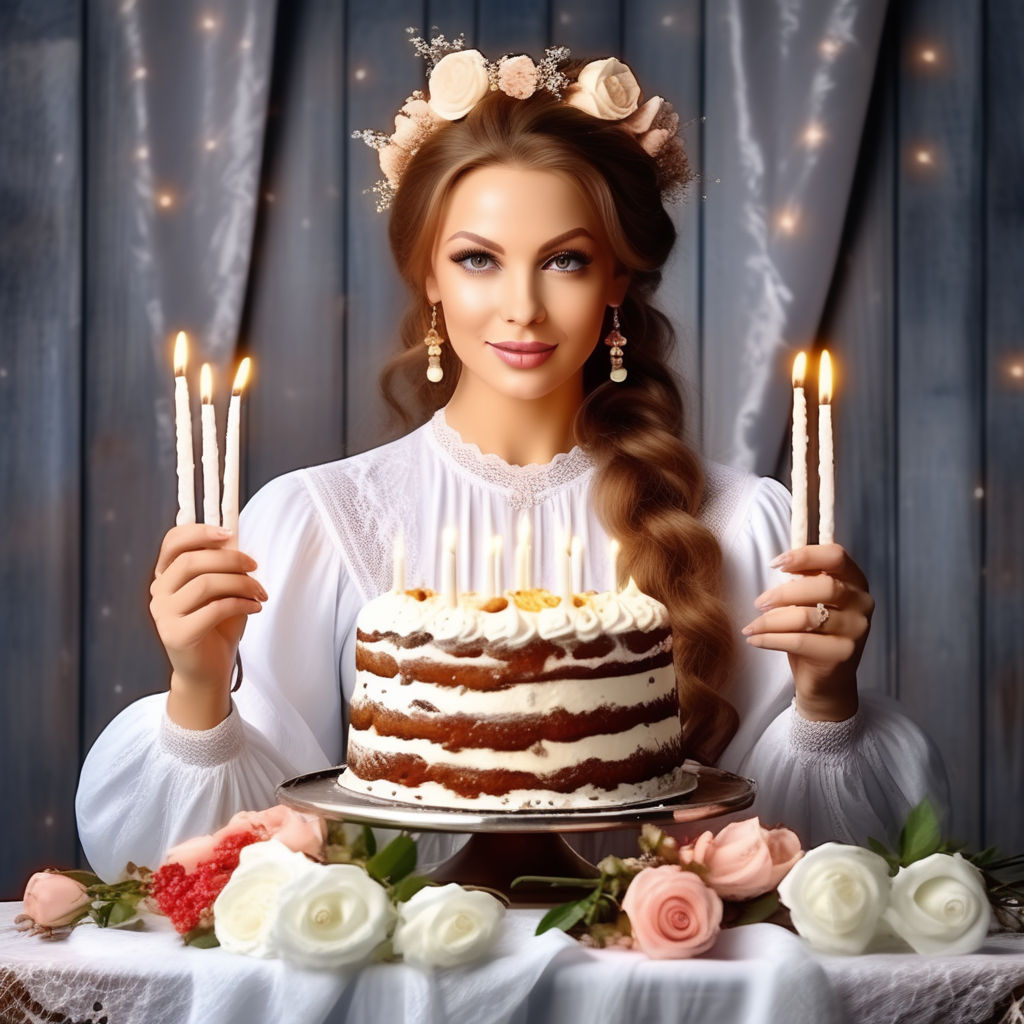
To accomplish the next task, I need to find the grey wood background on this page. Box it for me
[1,0,1021,899]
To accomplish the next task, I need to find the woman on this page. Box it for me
[76,45,946,881]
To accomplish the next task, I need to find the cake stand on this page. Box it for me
[277,765,756,905]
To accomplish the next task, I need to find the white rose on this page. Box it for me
[777,843,892,954]
[213,839,316,958]
[428,50,490,121]
[565,58,641,120]
[270,863,394,969]
[393,883,505,969]
[883,852,991,955]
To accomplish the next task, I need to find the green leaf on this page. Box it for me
[899,799,942,865]
[731,890,780,927]
[362,825,378,858]
[535,896,593,935]
[89,902,113,928]
[511,875,602,890]
[390,874,436,903]
[106,900,139,927]
[366,834,417,884]
[184,926,220,948]
[866,837,900,874]
[60,869,103,888]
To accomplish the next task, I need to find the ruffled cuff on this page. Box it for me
[789,698,861,760]
[159,702,245,767]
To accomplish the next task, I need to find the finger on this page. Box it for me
[155,524,238,576]
[172,573,268,616]
[743,604,841,637]
[754,574,849,613]
[770,544,869,591]
[744,630,857,662]
[153,548,260,597]
[162,598,263,649]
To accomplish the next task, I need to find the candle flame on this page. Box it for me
[173,331,188,375]
[200,363,213,403]
[792,351,807,387]
[231,356,251,395]
[819,350,833,404]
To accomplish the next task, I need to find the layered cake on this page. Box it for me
[339,580,685,810]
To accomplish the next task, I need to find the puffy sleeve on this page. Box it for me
[713,474,949,847]
[75,471,359,881]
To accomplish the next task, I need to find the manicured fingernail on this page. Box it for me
[256,585,268,601]
[770,553,790,569]
[741,623,754,636]
[754,592,774,610]
[215,527,232,538]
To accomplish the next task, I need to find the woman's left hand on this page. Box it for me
[742,544,874,722]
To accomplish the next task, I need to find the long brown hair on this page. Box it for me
[382,87,738,764]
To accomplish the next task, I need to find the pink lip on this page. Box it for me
[486,340,556,370]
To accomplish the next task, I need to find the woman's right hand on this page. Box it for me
[149,524,267,729]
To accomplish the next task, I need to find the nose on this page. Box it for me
[501,269,545,326]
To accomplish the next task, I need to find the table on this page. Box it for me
[3,903,1024,1024]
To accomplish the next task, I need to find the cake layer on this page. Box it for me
[344,737,684,802]
[349,692,680,751]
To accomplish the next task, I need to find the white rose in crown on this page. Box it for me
[883,852,991,955]
[566,58,641,120]
[428,50,491,120]
[777,843,892,954]
[393,883,505,969]
[270,863,394,968]
[213,839,318,957]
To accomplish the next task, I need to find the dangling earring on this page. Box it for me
[604,307,627,382]
[425,304,444,383]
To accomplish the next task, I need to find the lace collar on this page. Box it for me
[428,408,594,511]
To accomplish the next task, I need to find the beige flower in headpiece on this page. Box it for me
[379,143,413,187]
[428,49,490,120]
[497,55,539,99]
[393,97,443,152]
[622,96,681,156]
[566,57,641,120]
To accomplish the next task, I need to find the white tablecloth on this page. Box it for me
[2,903,1023,1024]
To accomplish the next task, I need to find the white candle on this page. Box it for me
[392,529,406,593]
[571,536,584,595]
[790,352,808,550]
[818,350,835,545]
[173,331,196,526]
[484,534,502,597]
[558,530,573,607]
[514,513,532,591]
[609,538,621,592]
[220,357,251,538]
[442,527,458,607]
[200,364,220,527]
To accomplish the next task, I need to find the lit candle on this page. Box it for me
[173,331,196,526]
[558,530,573,608]
[392,529,405,593]
[220,356,251,538]
[818,350,835,544]
[442,527,457,607]
[200,364,220,527]
[514,513,532,591]
[790,352,808,550]
[609,538,621,592]
[571,536,584,595]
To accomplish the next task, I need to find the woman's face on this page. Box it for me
[425,164,628,405]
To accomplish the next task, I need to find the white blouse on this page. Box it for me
[76,411,948,881]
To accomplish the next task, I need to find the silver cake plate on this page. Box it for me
[277,764,756,904]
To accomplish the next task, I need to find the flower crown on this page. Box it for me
[352,30,691,211]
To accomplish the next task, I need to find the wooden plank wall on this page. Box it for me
[1,0,1021,897]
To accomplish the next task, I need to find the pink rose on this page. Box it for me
[161,832,224,873]
[392,98,441,152]
[22,872,91,928]
[497,55,538,100]
[621,865,722,959]
[216,805,327,862]
[682,818,803,900]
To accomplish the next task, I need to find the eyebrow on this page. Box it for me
[444,228,595,254]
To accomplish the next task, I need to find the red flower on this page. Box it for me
[151,829,261,933]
